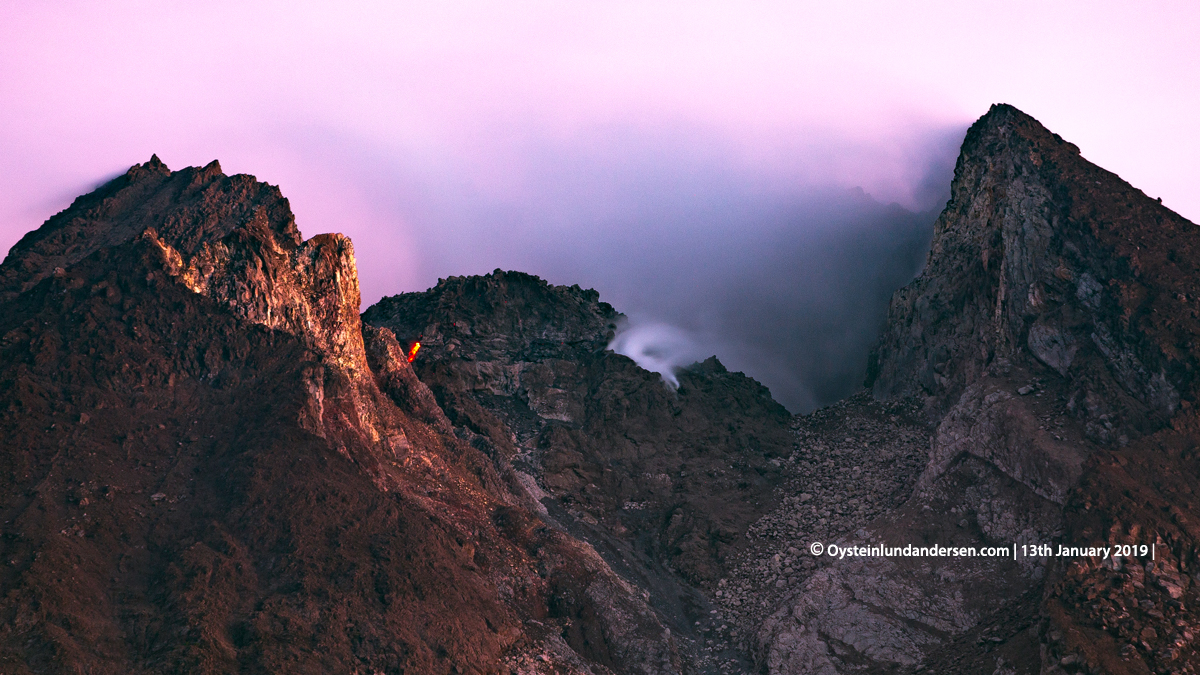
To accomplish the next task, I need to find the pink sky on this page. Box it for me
[2,0,1198,302]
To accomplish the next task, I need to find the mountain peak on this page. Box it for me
[965,102,1082,161]
[870,103,1197,429]
[0,159,303,300]
[6,108,1199,674]
[365,268,618,364]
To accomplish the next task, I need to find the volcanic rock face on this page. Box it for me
[875,105,1200,673]
[868,105,1192,438]
[363,271,795,669]
[364,273,793,584]
[751,105,1200,673]
[0,158,681,674]
[3,103,1199,675]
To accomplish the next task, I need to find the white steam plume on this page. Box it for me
[607,318,705,388]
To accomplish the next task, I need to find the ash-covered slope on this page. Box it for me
[0,159,681,674]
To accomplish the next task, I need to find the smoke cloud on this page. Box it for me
[608,319,706,389]
[382,121,963,412]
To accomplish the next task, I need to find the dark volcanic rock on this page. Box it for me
[869,107,1200,675]
[6,101,1200,675]
[868,104,1194,437]
[753,104,1200,674]
[365,272,793,586]
[0,159,680,674]
[364,271,794,668]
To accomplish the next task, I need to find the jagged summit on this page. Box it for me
[0,160,685,673]
[869,102,1197,430]
[761,102,1200,674]
[973,102,1081,148]
[364,269,619,364]
[365,266,791,598]
[0,156,301,301]
[4,106,1200,674]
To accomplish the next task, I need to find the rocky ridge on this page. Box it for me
[0,158,680,674]
[364,271,795,672]
[871,104,1200,675]
[2,102,1198,674]
[750,104,1200,674]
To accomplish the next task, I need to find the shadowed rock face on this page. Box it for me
[751,104,1200,674]
[0,159,682,675]
[364,271,795,671]
[868,104,1194,440]
[365,272,794,587]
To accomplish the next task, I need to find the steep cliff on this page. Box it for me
[870,105,1200,674]
[0,159,680,674]
[869,104,1193,438]
[753,105,1200,674]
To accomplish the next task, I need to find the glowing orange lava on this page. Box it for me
[406,341,421,363]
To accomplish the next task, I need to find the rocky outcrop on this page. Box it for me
[365,272,794,583]
[863,105,1200,674]
[0,155,388,457]
[749,392,1060,674]
[868,104,1193,438]
[364,271,795,670]
[0,156,296,302]
[5,101,1200,674]
[871,105,1200,674]
[0,159,680,674]
[755,104,1200,673]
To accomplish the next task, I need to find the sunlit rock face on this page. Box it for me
[0,158,686,675]
[1,155,389,454]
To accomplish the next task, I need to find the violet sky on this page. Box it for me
[2,1,1197,411]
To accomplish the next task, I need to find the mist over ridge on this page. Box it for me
[2,120,961,414]
[389,121,963,413]
[596,185,943,414]
[6,3,1192,414]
